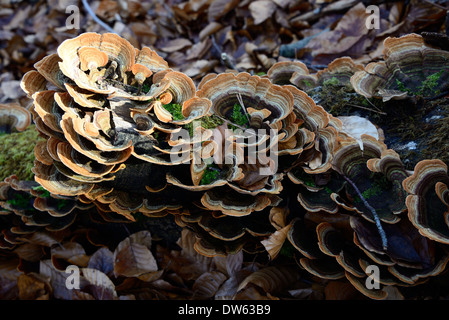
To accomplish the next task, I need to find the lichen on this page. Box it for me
[0,125,45,181]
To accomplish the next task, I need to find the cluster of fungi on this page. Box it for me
[2,31,449,299]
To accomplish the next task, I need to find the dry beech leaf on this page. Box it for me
[51,242,89,267]
[269,206,289,230]
[208,0,239,22]
[113,231,158,277]
[88,247,114,275]
[161,229,215,280]
[337,115,379,151]
[39,259,84,300]
[215,269,253,300]
[159,38,193,53]
[18,273,50,300]
[192,271,227,299]
[214,275,240,300]
[0,258,22,299]
[237,266,301,294]
[137,270,164,283]
[14,243,45,262]
[261,223,292,260]
[182,60,216,78]
[383,285,405,300]
[24,231,62,247]
[213,251,243,277]
[249,0,278,25]
[81,268,118,300]
[234,285,279,300]
[324,280,364,300]
[306,2,370,57]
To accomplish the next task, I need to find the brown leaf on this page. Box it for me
[0,258,21,299]
[81,268,118,300]
[51,242,89,267]
[87,247,114,275]
[306,2,370,57]
[159,38,193,53]
[192,271,227,299]
[249,0,278,25]
[237,266,301,294]
[39,259,83,300]
[208,0,239,22]
[18,273,50,300]
[13,243,45,262]
[324,280,364,300]
[158,229,215,281]
[113,231,158,277]
[213,251,243,277]
[261,223,292,260]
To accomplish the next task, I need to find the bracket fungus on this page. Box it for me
[0,175,94,249]
[403,159,449,245]
[268,57,364,93]
[5,30,449,300]
[350,34,449,102]
[165,72,296,216]
[21,32,212,222]
[0,103,31,133]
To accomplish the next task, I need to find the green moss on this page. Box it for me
[32,185,51,198]
[361,184,383,200]
[353,175,390,203]
[279,240,295,259]
[418,70,443,96]
[308,78,385,121]
[142,83,151,94]
[199,164,221,185]
[396,71,444,97]
[303,80,313,88]
[0,125,45,181]
[6,192,33,208]
[162,103,185,121]
[228,103,249,130]
[184,114,224,136]
[323,76,340,87]
[57,198,69,210]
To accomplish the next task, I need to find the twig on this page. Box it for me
[422,0,448,11]
[363,97,384,113]
[342,174,388,250]
[210,36,237,70]
[213,113,250,132]
[346,103,387,115]
[82,0,117,34]
[236,92,251,124]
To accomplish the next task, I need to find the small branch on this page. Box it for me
[342,174,388,250]
[82,0,117,34]
[346,103,387,115]
[422,0,448,11]
[213,113,250,132]
[363,98,384,114]
[236,92,251,124]
[210,36,237,70]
